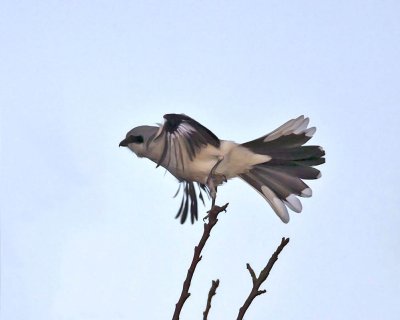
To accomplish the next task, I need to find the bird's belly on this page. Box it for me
[171,156,218,184]
[160,141,269,185]
[166,144,223,184]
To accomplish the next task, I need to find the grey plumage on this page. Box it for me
[120,114,325,223]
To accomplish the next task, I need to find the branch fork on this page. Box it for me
[172,203,228,320]
[237,237,290,320]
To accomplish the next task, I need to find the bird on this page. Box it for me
[119,113,325,224]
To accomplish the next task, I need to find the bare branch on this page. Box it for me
[203,279,220,320]
[246,263,257,285]
[237,237,290,320]
[172,203,229,320]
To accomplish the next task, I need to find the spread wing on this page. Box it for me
[154,113,220,169]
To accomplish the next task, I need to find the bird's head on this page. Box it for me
[119,125,159,157]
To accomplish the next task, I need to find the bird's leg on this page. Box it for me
[203,187,218,222]
[206,156,224,202]
[203,157,225,221]
[206,156,224,187]
[211,187,217,208]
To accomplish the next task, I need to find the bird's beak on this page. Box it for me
[119,137,129,147]
[120,135,141,147]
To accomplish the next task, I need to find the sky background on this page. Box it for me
[1,0,400,319]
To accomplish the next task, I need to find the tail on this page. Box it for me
[239,115,325,223]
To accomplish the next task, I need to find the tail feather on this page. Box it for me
[261,146,325,160]
[242,115,316,150]
[296,158,325,166]
[252,166,310,198]
[240,172,290,223]
[240,115,325,223]
[265,159,321,179]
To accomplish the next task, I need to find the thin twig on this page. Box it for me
[203,279,220,320]
[172,203,229,320]
[237,237,290,320]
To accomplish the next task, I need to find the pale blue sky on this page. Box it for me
[1,1,400,319]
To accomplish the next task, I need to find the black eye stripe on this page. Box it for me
[125,135,144,144]
[135,135,144,143]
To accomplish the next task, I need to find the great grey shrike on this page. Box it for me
[119,113,325,224]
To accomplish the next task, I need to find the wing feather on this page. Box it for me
[155,114,220,168]
[174,181,210,224]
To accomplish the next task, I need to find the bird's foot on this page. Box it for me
[203,203,229,222]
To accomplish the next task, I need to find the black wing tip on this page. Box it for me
[174,181,210,224]
[164,113,186,118]
[162,113,220,148]
[163,113,191,125]
[175,208,198,224]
